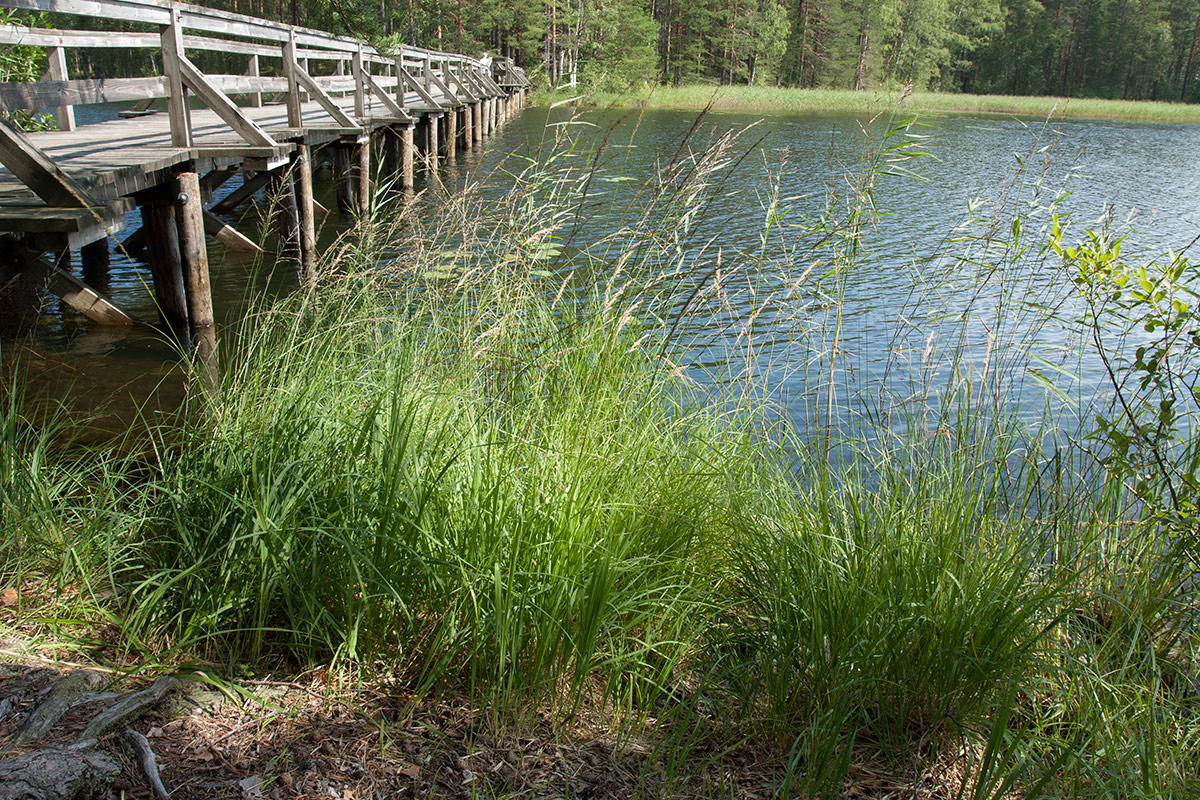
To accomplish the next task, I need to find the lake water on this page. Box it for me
[6,104,1200,441]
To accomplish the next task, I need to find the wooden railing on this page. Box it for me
[0,0,529,144]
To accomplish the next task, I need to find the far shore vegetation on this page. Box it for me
[539,83,1200,124]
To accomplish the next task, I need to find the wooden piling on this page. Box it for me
[80,239,110,291]
[172,168,214,329]
[427,113,439,173]
[400,123,414,194]
[333,146,355,213]
[140,189,189,328]
[446,105,457,163]
[269,166,301,262]
[472,102,482,145]
[357,134,371,216]
[382,126,400,178]
[294,144,317,284]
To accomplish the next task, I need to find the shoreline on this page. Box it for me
[539,85,1200,124]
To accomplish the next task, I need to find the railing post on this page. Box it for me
[423,55,432,93]
[353,44,366,119]
[282,30,302,128]
[394,55,407,110]
[46,47,75,131]
[161,6,192,147]
[246,54,262,108]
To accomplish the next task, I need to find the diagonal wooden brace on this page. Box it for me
[398,65,443,108]
[0,117,97,208]
[178,54,277,146]
[360,68,408,119]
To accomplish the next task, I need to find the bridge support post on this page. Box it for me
[173,168,214,329]
[446,106,457,164]
[400,123,415,194]
[472,102,482,146]
[427,114,439,174]
[269,165,301,264]
[81,240,110,291]
[382,126,400,179]
[294,144,318,284]
[139,188,189,328]
[357,135,371,216]
[332,145,355,213]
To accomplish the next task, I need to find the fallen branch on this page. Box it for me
[124,728,170,800]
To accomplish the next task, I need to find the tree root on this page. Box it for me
[0,669,178,800]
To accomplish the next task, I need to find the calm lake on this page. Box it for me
[8,104,1200,440]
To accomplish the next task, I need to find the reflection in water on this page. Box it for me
[4,103,1200,443]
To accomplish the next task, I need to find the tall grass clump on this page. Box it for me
[118,122,779,717]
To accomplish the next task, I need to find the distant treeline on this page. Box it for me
[20,0,1200,103]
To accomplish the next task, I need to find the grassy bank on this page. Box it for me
[3,119,1199,798]
[542,83,1200,123]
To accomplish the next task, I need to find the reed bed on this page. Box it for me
[556,84,1200,124]
[2,113,1198,798]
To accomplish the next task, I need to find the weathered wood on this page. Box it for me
[140,192,188,327]
[356,134,370,215]
[161,7,191,148]
[211,170,270,213]
[202,210,262,253]
[0,202,130,235]
[424,66,459,104]
[245,53,262,107]
[269,165,300,261]
[398,65,442,109]
[294,144,316,283]
[204,73,287,95]
[0,76,165,109]
[471,101,482,145]
[290,61,359,128]
[282,30,303,128]
[426,113,439,173]
[80,238,109,288]
[46,46,75,131]
[178,55,277,147]
[332,145,354,212]
[353,44,365,119]
[45,257,137,325]
[361,69,406,118]
[446,104,457,163]
[400,123,414,193]
[173,169,213,328]
[199,166,237,203]
[0,117,96,208]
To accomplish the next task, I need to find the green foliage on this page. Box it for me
[1052,221,1200,540]
[0,9,56,131]
[578,0,658,91]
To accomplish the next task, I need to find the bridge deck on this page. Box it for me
[0,92,446,205]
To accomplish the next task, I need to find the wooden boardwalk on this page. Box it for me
[0,0,529,332]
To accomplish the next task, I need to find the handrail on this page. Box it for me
[0,0,527,141]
